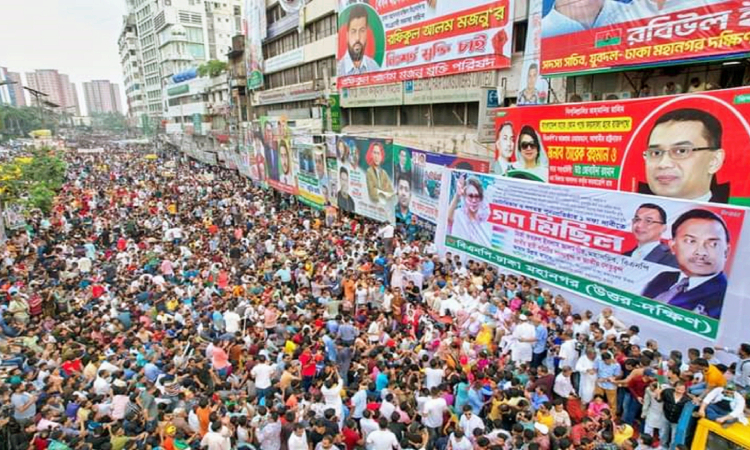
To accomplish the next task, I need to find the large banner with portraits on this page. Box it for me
[392,145,490,227]
[435,170,747,339]
[336,0,513,88]
[259,116,298,194]
[517,0,548,105]
[296,144,327,210]
[333,135,395,223]
[492,86,750,206]
[540,0,750,75]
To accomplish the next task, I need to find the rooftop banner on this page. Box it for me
[336,0,513,88]
[540,0,750,75]
[492,86,750,206]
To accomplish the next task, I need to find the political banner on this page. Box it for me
[436,170,747,339]
[540,0,750,75]
[336,0,513,88]
[326,157,339,208]
[297,144,327,210]
[260,116,298,194]
[517,0,547,105]
[492,86,750,206]
[334,135,395,223]
[244,0,266,89]
[393,145,490,226]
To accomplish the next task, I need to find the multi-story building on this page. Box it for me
[6,71,26,107]
[24,69,81,114]
[249,0,338,130]
[0,67,12,105]
[241,0,553,157]
[83,80,124,114]
[123,0,242,128]
[119,12,147,126]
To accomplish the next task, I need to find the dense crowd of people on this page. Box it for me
[0,145,747,450]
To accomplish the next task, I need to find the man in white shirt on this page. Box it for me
[224,309,242,334]
[458,406,484,437]
[288,424,309,450]
[697,384,748,426]
[201,421,232,450]
[553,366,577,398]
[424,360,445,389]
[421,388,448,434]
[251,355,277,401]
[557,330,579,370]
[366,418,400,450]
[93,371,112,396]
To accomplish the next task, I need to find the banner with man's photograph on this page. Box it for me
[392,145,490,226]
[540,0,750,75]
[492,86,750,206]
[259,116,298,194]
[336,0,514,88]
[436,170,747,338]
[334,135,395,223]
[296,144,327,210]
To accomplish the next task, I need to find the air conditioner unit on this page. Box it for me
[566,92,593,102]
[618,91,633,99]
[313,78,325,91]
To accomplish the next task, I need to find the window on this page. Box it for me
[400,105,429,126]
[433,103,465,126]
[299,62,313,82]
[374,106,397,126]
[267,72,283,89]
[513,21,528,53]
[351,107,372,126]
[187,43,205,58]
[466,102,479,127]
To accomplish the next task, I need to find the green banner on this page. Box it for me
[446,235,719,339]
[329,94,342,133]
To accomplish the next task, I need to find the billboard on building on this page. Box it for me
[244,0,266,89]
[436,170,747,339]
[260,116,298,194]
[336,0,514,88]
[326,156,340,207]
[335,135,395,223]
[392,145,490,226]
[540,0,750,75]
[517,0,547,105]
[297,144,328,209]
[492,86,750,206]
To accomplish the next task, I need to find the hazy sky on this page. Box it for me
[0,0,128,115]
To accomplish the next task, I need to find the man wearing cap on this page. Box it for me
[510,314,535,364]
[697,383,748,426]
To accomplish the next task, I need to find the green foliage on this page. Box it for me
[90,112,128,133]
[197,60,228,78]
[0,147,66,214]
[0,105,44,139]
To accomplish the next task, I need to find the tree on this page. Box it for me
[197,60,228,78]
[0,105,44,139]
[0,147,66,214]
[90,112,128,133]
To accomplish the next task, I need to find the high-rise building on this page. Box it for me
[119,11,147,126]
[121,0,243,125]
[83,80,123,114]
[24,69,80,114]
[6,71,26,107]
[0,67,12,105]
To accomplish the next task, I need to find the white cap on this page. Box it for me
[519,314,528,321]
[534,423,548,435]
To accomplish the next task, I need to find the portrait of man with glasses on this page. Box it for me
[623,203,678,268]
[639,108,727,203]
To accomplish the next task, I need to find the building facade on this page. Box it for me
[122,0,243,127]
[5,71,26,107]
[119,12,148,126]
[24,69,80,114]
[82,80,124,114]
